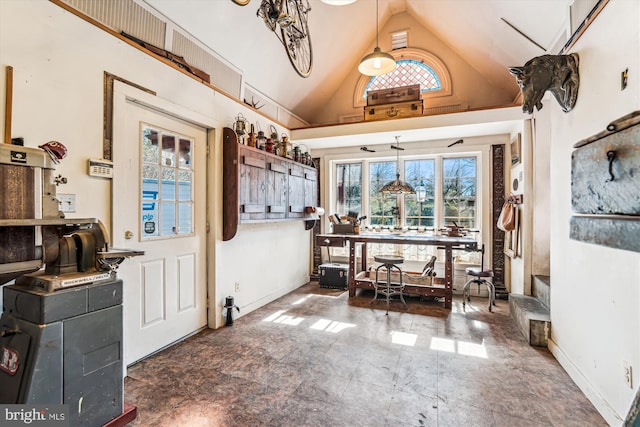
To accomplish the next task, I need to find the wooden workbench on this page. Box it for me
[316,233,477,309]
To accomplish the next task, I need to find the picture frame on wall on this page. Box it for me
[511,133,521,166]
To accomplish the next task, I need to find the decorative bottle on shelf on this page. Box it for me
[281,135,291,158]
[247,131,257,148]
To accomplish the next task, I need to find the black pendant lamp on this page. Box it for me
[381,136,415,194]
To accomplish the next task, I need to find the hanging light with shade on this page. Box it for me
[358,0,397,76]
[381,136,415,194]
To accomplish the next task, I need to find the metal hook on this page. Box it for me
[605,150,616,182]
[54,174,68,186]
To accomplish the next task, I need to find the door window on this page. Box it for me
[141,125,194,239]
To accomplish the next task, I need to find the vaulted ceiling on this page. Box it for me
[144,0,571,125]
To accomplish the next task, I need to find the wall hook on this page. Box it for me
[54,174,68,186]
[605,150,616,182]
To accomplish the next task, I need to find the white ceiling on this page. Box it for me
[144,0,571,125]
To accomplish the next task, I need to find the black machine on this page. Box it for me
[0,144,141,426]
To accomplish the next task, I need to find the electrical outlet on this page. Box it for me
[235,282,240,292]
[624,361,633,388]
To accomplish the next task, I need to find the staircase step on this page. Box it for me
[510,294,551,347]
[532,275,551,309]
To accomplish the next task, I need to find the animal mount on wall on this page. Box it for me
[509,53,580,114]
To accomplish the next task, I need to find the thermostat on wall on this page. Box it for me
[88,158,114,178]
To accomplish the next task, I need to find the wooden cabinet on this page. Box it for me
[288,164,305,218]
[239,147,266,221]
[223,127,318,240]
[304,168,317,209]
[265,157,288,220]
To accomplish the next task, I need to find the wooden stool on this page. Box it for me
[371,255,407,314]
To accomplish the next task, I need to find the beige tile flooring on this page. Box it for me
[124,282,607,426]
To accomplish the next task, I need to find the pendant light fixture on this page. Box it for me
[358,0,396,76]
[381,136,415,194]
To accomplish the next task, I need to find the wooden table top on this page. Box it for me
[318,232,477,247]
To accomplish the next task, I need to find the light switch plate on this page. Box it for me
[57,194,76,213]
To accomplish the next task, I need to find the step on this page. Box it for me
[532,275,551,309]
[509,294,551,347]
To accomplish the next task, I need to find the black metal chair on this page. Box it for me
[371,254,407,314]
[461,244,496,312]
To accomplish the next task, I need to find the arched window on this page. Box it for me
[353,48,452,108]
[364,60,441,99]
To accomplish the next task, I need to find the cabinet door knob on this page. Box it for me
[125,230,134,240]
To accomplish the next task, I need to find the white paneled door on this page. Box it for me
[112,84,208,366]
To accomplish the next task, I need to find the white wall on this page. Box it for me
[0,0,310,329]
[503,122,527,295]
[532,108,551,277]
[544,1,640,424]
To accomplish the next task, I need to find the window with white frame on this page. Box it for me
[141,125,194,239]
[404,159,436,227]
[442,157,477,228]
[333,155,478,230]
[330,154,479,263]
[369,161,396,225]
[335,163,362,216]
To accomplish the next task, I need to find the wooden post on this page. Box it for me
[4,65,13,144]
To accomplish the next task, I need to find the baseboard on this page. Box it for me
[548,338,623,426]
[238,278,310,317]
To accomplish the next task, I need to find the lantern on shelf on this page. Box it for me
[234,113,247,136]
[256,131,267,150]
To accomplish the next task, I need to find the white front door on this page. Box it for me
[112,86,208,366]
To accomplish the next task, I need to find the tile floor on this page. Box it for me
[124,282,607,427]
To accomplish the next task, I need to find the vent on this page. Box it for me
[391,31,408,50]
[339,114,363,124]
[61,0,165,48]
[172,31,242,98]
[424,104,464,115]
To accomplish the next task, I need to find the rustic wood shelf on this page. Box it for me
[222,127,318,241]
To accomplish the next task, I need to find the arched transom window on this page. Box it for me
[364,60,441,98]
[353,48,452,108]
